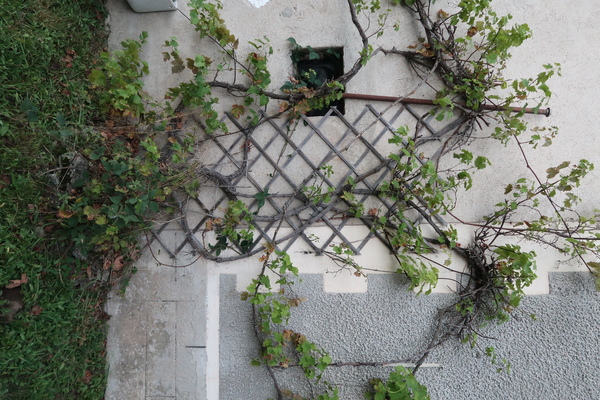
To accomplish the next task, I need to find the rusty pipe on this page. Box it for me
[342,93,551,117]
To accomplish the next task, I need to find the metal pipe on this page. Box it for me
[342,92,551,117]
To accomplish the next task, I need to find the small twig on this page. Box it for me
[144,232,202,268]
[512,135,592,272]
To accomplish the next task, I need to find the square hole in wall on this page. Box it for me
[294,47,344,116]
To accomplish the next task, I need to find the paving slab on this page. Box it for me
[145,301,176,397]
[105,301,147,400]
[105,242,208,400]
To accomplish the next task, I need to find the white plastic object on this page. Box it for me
[126,0,177,13]
[248,0,271,6]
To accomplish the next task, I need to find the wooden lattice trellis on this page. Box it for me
[148,102,466,262]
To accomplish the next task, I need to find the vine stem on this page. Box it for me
[512,135,592,272]
[336,0,370,86]
[323,55,441,165]
[248,200,290,400]
[445,208,599,241]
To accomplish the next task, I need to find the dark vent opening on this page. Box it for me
[295,47,344,116]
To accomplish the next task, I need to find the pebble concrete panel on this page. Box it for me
[220,272,600,400]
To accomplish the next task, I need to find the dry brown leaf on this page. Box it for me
[278,101,289,113]
[467,26,478,37]
[0,174,11,189]
[6,274,28,289]
[288,297,308,307]
[31,304,42,316]
[112,255,124,271]
[82,370,93,384]
[61,56,73,68]
[417,48,435,57]
[282,329,293,342]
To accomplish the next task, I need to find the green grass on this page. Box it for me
[0,0,111,398]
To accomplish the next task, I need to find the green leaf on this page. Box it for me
[280,81,294,91]
[194,55,207,68]
[254,189,270,213]
[20,99,39,122]
[89,69,106,86]
[474,156,490,169]
[453,149,473,164]
[546,167,558,179]
[90,146,105,160]
[485,52,498,64]
[259,94,269,106]
[55,113,67,127]
[26,109,39,123]
[247,85,261,95]
[434,95,453,108]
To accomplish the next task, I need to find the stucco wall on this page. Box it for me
[109,0,600,215]
[210,1,600,398]
[220,272,599,400]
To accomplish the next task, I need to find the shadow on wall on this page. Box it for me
[126,0,177,13]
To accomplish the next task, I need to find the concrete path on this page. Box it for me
[104,2,213,399]
[105,248,209,399]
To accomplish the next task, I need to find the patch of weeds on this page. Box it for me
[56,130,165,257]
[118,267,137,297]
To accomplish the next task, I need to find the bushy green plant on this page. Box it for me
[89,32,152,118]
[56,134,168,255]
[208,200,255,255]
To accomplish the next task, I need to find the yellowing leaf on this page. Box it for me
[57,209,76,219]
[231,104,245,119]
[263,242,275,255]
